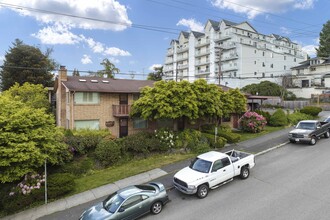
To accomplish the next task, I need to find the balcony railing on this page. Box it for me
[112,105,131,117]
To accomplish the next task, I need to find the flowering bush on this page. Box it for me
[9,173,45,196]
[238,111,267,133]
[154,129,177,149]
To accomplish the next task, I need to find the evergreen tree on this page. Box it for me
[316,20,330,58]
[0,39,56,91]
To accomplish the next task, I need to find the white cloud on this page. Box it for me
[32,23,80,44]
[280,27,291,35]
[211,0,316,19]
[302,44,318,57]
[81,54,92,64]
[4,0,132,31]
[149,64,162,71]
[104,47,131,56]
[177,18,204,32]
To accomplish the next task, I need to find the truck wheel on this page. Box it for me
[309,136,317,145]
[324,131,330,138]
[197,184,209,199]
[240,166,250,179]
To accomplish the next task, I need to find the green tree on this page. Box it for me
[228,88,247,114]
[96,58,120,78]
[0,94,71,183]
[0,39,56,91]
[131,79,246,130]
[147,66,163,81]
[72,68,80,76]
[241,81,295,100]
[3,82,50,111]
[316,20,330,58]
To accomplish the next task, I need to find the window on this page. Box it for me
[74,120,99,130]
[284,65,286,70]
[254,61,257,65]
[254,50,257,54]
[121,196,143,209]
[119,94,128,105]
[262,51,265,56]
[262,72,265,78]
[262,62,265,67]
[221,157,230,167]
[271,64,273,68]
[133,118,148,129]
[294,58,296,62]
[254,72,257,75]
[284,56,286,60]
[212,160,223,172]
[74,92,100,104]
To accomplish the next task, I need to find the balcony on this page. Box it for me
[195,69,210,76]
[177,45,189,53]
[112,105,131,117]
[214,35,231,42]
[195,50,210,57]
[222,54,239,61]
[195,39,210,48]
[167,48,174,56]
[177,55,188,61]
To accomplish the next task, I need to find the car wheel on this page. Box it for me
[289,140,296,143]
[240,166,250,179]
[309,136,317,145]
[151,201,163,215]
[197,184,209,199]
[324,131,330,138]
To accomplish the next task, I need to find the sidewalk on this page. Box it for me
[1,127,294,220]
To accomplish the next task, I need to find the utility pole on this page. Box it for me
[175,63,178,82]
[215,47,222,85]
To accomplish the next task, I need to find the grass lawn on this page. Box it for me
[234,125,287,142]
[72,153,195,195]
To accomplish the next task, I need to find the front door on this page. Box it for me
[119,118,128,138]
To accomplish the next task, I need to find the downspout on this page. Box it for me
[71,91,75,129]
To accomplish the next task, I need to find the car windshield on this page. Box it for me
[103,193,125,213]
[189,158,212,173]
[325,117,330,123]
[296,122,316,130]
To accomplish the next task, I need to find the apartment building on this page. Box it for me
[54,66,156,138]
[288,57,330,98]
[163,19,307,88]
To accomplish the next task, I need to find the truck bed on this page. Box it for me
[225,150,250,163]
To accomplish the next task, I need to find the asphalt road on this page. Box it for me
[144,138,330,220]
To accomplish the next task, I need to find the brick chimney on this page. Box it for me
[59,65,67,81]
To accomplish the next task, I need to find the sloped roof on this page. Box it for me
[271,34,291,43]
[181,31,190,38]
[222,19,238,27]
[61,76,155,93]
[191,31,205,38]
[207,19,220,31]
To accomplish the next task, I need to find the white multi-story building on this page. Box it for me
[163,19,307,88]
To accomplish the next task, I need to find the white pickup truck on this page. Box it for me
[173,150,255,199]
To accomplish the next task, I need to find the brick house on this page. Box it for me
[54,66,156,138]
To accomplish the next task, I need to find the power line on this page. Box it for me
[0,2,181,35]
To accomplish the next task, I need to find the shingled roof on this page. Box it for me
[61,76,155,93]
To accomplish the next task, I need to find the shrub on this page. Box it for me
[239,111,267,133]
[47,173,75,199]
[176,129,202,151]
[94,140,121,167]
[154,128,177,150]
[59,157,94,176]
[119,132,166,156]
[202,133,227,149]
[300,106,322,117]
[288,112,313,125]
[189,141,211,154]
[218,129,241,143]
[64,129,109,155]
[269,109,288,126]
[255,109,271,123]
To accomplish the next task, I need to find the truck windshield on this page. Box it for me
[296,122,316,130]
[189,158,212,173]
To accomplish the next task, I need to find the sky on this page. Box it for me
[0,0,329,80]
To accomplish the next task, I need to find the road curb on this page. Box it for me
[255,141,289,157]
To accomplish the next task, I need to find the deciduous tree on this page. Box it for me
[96,58,120,78]
[147,66,163,81]
[0,86,71,183]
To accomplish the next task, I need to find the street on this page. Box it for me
[39,136,330,220]
[144,138,330,220]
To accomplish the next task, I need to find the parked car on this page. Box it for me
[288,120,330,145]
[324,116,330,123]
[79,182,169,220]
[173,150,255,199]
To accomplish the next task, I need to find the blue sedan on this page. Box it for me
[80,182,169,220]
